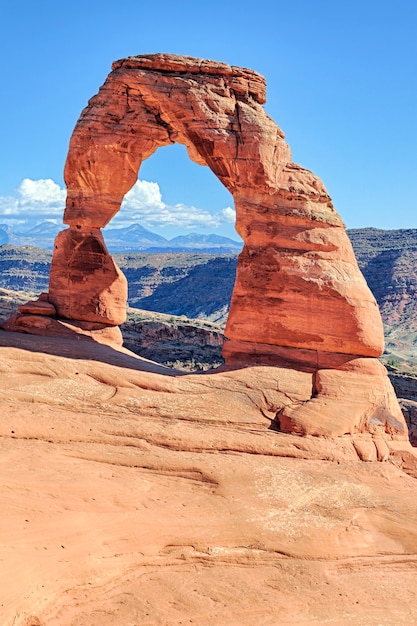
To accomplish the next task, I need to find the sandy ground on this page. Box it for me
[0,330,416,625]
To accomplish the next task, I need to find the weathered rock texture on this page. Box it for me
[62,53,384,360]
[0,331,416,625]
[3,53,410,442]
[49,228,127,325]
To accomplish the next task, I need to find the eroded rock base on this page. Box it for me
[1,296,123,346]
[223,339,408,440]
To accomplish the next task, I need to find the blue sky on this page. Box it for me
[1,0,416,239]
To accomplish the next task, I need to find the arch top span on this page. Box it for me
[111,53,268,104]
[63,53,291,229]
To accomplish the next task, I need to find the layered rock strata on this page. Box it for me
[49,228,127,325]
[3,53,410,442]
[2,291,123,346]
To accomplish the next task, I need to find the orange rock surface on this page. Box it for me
[18,298,56,316]
[0,330,416,625]
[2,53,409,440]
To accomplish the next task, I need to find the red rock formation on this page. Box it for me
[63,53,383,358]
[1,56,415,624]
[48,227,127,325]
[0,331,416,625]
[3,228,126,345]
[3,53,409,442]
[18,296,56,316]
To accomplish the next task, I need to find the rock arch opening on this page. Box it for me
[102,141,239,334]
[133,143,236,233]
[107,142,237,243]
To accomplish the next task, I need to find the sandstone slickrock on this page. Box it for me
[1,313,124,346]
[0,331,416,625]
[2,53,411,443]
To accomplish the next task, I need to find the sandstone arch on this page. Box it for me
[5,53,409,442]
[52,53,383,361]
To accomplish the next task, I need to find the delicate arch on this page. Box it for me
[3,53,408,442]
[50,53,384,363]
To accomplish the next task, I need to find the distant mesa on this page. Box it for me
[2,53,412,451]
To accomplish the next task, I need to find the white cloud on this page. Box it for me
[18,178,66,207]
[221,206,236,223]
[121,179,165,211]
[0,178,66,225]
[0,196,19,217]
[0,178,236,234]
[115,179,231,231]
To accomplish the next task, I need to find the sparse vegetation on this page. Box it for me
[123,306,224,370]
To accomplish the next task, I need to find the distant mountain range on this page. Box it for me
[0,221,243,254]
